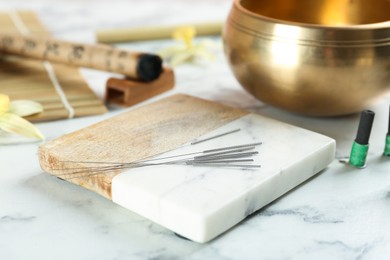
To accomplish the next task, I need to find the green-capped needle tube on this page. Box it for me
[349,142,369,167]
[349,110,375,168]
[384,134,390,156]
[384,105,390,157]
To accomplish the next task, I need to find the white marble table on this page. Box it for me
[1,0,390,259]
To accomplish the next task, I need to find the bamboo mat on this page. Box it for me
[0,11,107,122]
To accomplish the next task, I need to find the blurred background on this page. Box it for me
[0,0,389,155]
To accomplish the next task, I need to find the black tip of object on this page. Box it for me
[136,54,163,82]
[355,110,375,145]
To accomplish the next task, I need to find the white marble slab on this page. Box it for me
[112,114,335,242]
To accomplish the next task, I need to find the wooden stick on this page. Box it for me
[0,33,163,81]
[96,21,223,43]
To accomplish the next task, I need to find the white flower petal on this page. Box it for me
[9,100,43,117]
[0,113,44,140]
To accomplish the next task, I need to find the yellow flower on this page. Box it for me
[0,94,44,140]
[173,26,196,49]
[158,26,218,66]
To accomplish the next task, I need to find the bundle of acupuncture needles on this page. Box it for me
[53,129,262,179]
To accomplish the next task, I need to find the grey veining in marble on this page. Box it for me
[1,0,390,259]
[112,114,335,242]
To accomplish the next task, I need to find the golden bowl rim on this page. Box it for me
[234,0,390,30]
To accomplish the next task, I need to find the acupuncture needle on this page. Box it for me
[63,159,255,179]
[185,159,254,165]
[54,144,262,179]
[56,149,260,178]
[204,142,262,153]
[141,147,258,164]
[63,128,250,167]
[65,160,259,179]
[193,151,258,161]
[55,147,256,172]
[145,151,259,166]
[192,164,261,168]
[59,143,261,167]
[56,150,259,175]
[191,128,241,145]
[54,127,263,178]
[129,142,262,164]
[54,164,125,176]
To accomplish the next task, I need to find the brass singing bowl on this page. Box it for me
[223,0,390,116]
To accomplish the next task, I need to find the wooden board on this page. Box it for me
[38,94,248,198]
[38,94,336,242]
[0,11,107,122]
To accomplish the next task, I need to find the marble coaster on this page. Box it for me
[112,114,336,243]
